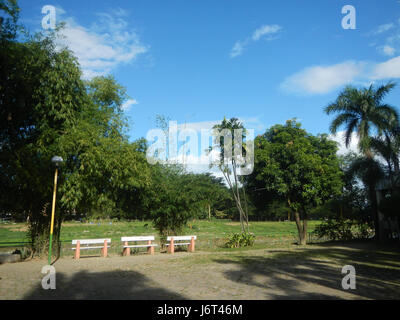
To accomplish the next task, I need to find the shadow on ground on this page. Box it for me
[23,270,186,300]
[213,241,400,299]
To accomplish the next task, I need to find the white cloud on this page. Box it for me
[55,6,66,15]
[177,120,220,132]
[121,99,138,111]
[241,117,266,132]
[370,18,400,57]
[230,24,282,58]
[281,54,400,95]
[368,23,395,36]
[330,131,389,169]
[230,41,246,58]
[280,61,364,95]
[56,8,148,79]
[178,117,265,133]
[380,45,396,56]
[148,118,261,178]
[371,56,400,79]
[252,24,282,41]
[329,131,360,156]
[387,33,400,45]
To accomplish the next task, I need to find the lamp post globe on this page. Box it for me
[51,156,63,167]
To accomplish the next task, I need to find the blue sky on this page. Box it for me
[18,0,400,150]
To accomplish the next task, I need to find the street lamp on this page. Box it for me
[48,156,63,265]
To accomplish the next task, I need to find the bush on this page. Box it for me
[225,232,255,248]
[150,165,198,238]
[314,218,373,241]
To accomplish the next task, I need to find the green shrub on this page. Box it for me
[225,232,255,248]
[314,219,373,241]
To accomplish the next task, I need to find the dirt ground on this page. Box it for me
[0,242,399,300]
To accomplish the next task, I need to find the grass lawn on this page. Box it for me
[0,219,323,255]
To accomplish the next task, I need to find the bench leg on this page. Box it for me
[74,241,80,260]
[147,241,154,255]
[188,237,195,253]
[123,242,130,256]
[168,238,174,254]
[101,240,108,258]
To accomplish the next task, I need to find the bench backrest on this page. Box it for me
[72,238,111,245]
[121,236,155,242]
[167,235,197,241]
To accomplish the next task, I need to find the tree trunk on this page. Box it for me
[208,203,211,221]
[221,163,248,233]
[232,161,247,233]
[369,187,381,241]
[294,211,307,245]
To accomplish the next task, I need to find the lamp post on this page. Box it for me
[48,156,63,265]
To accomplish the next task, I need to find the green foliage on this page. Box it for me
[265,200,290,221]
[187,173,232,220]
[0,0,21,41]
[314,219,353,240]
[0,15,89,253]
[324,82,399,156]
[325,82,400,242]
[314,219,373,241]
[149,165,198,237]
[246,119,344,244]
[147,165,233,238]
[225,232,255,248]
[250,120,343,211]
[211,117,251,233]
[0,6,152,255]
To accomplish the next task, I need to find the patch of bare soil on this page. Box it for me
[0,243,399,300]
[224,222,251,227]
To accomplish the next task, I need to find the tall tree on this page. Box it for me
[0,5,151,255]
[211,117,251,233]
[149,164,198,238]
[346,156,385,240]
[248,120,343,245]
[0,10,89,253]
[325,82,400,241]
[325,82,399,157]
[370,134,400,186]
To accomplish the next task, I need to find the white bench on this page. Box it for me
[72,238,111,259]
[166,235,196,254]
[121,236,158,256]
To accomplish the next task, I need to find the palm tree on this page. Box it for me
[325,82,399,157]
[347,156,385,240]
[326,82,400,241]
[370,135,400,184]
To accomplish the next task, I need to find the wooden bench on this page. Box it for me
[166,235,196,254]
[121,236,158,256]
[72,238,111,259]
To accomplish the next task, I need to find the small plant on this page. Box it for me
[225,232,255,248]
